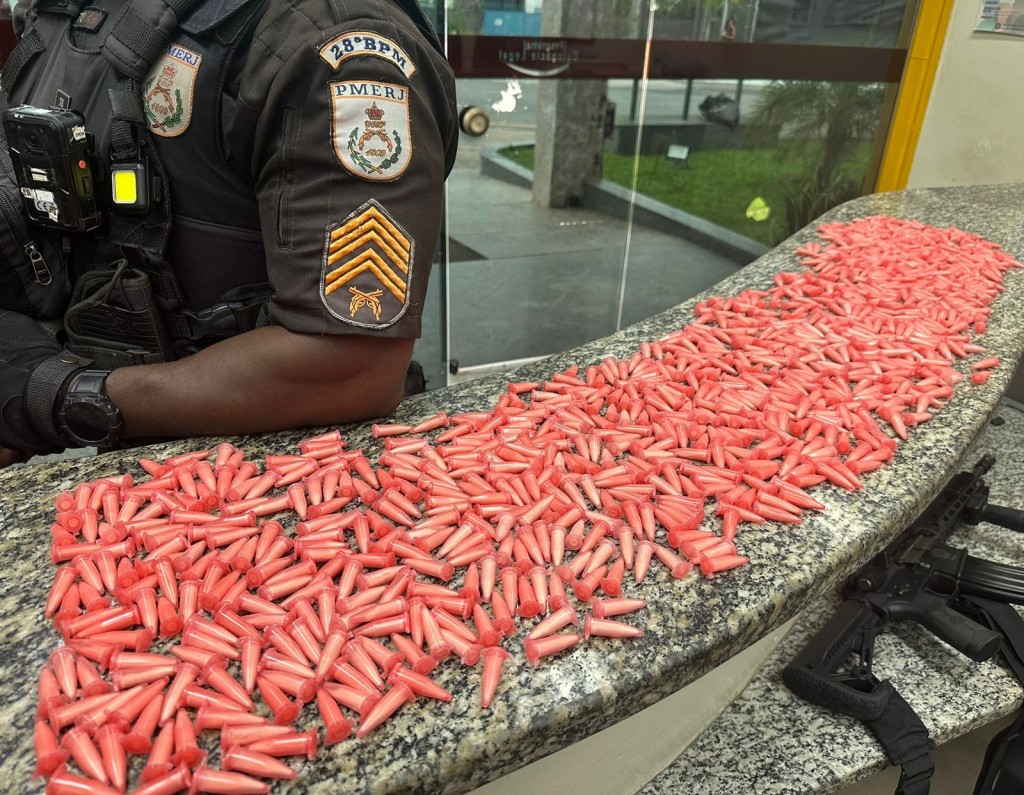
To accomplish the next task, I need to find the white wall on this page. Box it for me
[907,1,1024,188]
[909,3,1024,397]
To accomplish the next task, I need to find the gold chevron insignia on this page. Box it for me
[323,204,411,304]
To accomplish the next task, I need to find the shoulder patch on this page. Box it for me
[143,44,202,137]
[330,81,412,182]
[319,32,417,78]
[321,200,414,329]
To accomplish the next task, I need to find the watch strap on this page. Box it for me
[25,353,90,448]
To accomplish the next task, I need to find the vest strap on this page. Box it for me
[107,74,174,258]
[0,28,45,99]
[102,0,182,82]
[111,8,172,79]
[108,78,147,157]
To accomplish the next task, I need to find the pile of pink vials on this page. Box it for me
[33,217,1020,794]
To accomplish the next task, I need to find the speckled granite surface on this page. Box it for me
[2,184,1024,794]
[641,400,1024,795]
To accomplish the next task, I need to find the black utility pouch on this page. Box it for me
[64,260,176,369]
[0,176,70,318]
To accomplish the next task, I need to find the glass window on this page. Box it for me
[413,1,916,389]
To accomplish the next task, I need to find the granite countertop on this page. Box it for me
[3,183,1024,794]
[642,401,1024,795]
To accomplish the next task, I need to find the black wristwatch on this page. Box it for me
[57,369,123,448]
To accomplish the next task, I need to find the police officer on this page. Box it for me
[0,0,457,467]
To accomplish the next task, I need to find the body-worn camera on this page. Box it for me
[3,105,102,233]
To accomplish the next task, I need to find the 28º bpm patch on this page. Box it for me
[319,31,416,78]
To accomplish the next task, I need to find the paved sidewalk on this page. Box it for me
[416,166,743,386]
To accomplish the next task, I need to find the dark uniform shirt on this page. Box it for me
[4,0,457,345]
[227,0,457,339]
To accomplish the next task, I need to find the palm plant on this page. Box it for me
[747,81,886,241]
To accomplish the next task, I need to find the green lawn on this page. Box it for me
[498,144,871,247]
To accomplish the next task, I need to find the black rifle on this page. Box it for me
[782,454,1024,795]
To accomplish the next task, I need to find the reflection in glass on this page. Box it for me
[418,0,914,387]
[745,80,885,240]
[437,1,911,46]
[754,0,909,46]
[622,79,885,247]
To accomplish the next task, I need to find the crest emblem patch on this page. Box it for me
[143,44,202,137]
[321,200,414,328]
[330,81,412,181]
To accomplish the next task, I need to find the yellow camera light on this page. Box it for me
[111,169,138,204]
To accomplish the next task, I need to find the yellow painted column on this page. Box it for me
[875,0,955,192]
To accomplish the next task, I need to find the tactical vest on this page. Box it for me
[0,0,273,364]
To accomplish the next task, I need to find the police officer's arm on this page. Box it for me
[107,4,456,440]
[0,311,412,461]
[0,448,28,467]
[105,327,413,437]
[149,2,456,442]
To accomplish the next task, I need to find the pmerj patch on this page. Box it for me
[143,43,203,137]
[330,81,412,182]
[320,199,414,329]
[319,31,416,78]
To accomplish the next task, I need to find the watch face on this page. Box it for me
[64,400,114,444]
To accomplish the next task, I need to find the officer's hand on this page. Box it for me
[0,311,65,453]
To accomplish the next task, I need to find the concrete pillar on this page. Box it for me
[532,0,613,209]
